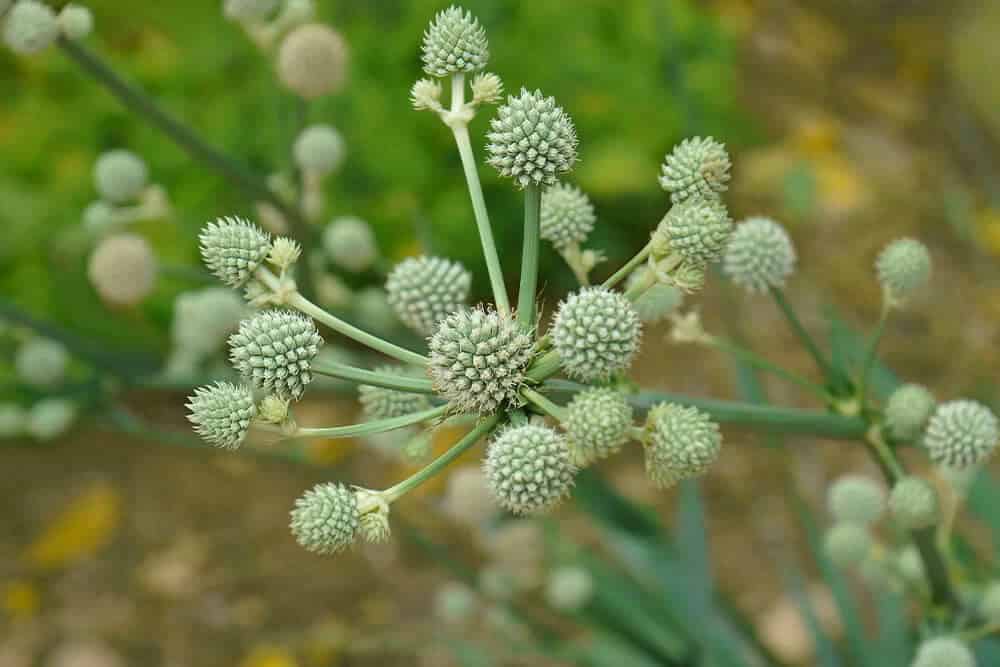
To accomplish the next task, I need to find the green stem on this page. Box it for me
[708,337,829,400]
[521,386,568,422]
[383,414,500,502]
[311,361,434,393]
[602,241,653,290]
[518,184,542,327]
[526,349,563,383]
[857,304,889,405]
[293,405,448,440]
[769,287,841,388]
[959,622,1000,643]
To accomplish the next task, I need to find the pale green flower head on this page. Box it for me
[322,216,377,273]
[58,4,93,40]
[171,287,246,358]
[420,5,488,78]
[486,88,578,188]
[26,398,77,441]
[875,238,931,307]
[277,24,348,99]
[552,287,641,382]
[923,399,998,468]
[643,403,721,488]
[385,255,471,336]
[826,475,885,525]
[0,403,27,439]
[228,309,323,401]
[94,149,148,204]
[722,217,796,293]
[484,423,577,515]
[15,337,69,389]
[3,0,59,55]
[659,136,731,204]
[186,381,257,450]
[654,196,733,267]
[199,216,272,288]
[884,383,935,441]
[358,365,431,420]
[540,183,596,250]
[911,637,975,667]
[823,522,871,568]
[888,476,939,531]
[545,566,594,612]
[565,387,634,466]
[290,482,359,555]
[293,124,345,175]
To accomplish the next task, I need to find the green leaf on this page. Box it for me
[825,308,901,399]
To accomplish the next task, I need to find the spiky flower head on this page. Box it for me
[884,383,936,441]
[428,308,535,414]
[827,475,885,525]
[358,365,432,420]
[199,217,272,288]
[722,217,796,293]
[15,338,69,389]
[186,382,257,450]
[545,566,594,612]
[565,388,634,466]
[87,233,158,306]
[3,0,58,54]
[267,237,302,273]
[659,137,731,204]
[540,183,596,250]
[888,476,939,531]
[924,399,999,468]
[484,424,577,515]
[551,287,641,382]
[911,637,975,667]
[410,77,443,111]
[290,482,359,554]
[0,403,26,439]
[171,287,246,358]
[486,88,578,188]
[322,216,377,273]
[627,268,685,323]
[824,522,872,568]
[385,256,471,335]
[277,23,348,99]
[875,238,931,307]
[420,5,488,77]
[223,0,278,22]
[228,309,323,401]
[293,124,345,175]
[93,150,148,204]
[26,398,76,441]
[471,71,503,105]
[58,4,92,40]
[257,394,290,425]
[980,582,1000,622]
[653,196,734,267]
[643,403,721,488]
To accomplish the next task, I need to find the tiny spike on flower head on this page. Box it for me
[428,307,535,415]
[911,637,976,667]
[358,365,431,420]
[471,72,503,105]
[293,124,345,175]
[94,149,148,204]
[884,383,935,441]
[58,4,93,40]
[3,0,59,54]
[565,388,634,466]
[823,521,872,568]
[540,183,596,250]
[722,217,797,293]
[659,137,731,204]
[385,256,471,336]
[410,77,443,111]
[484,424,577,515]
[200,216,272,288]
[875,238,931,307]
[420,5,489,77]
[267,237,302,272]
[486,88,578,189]
[923,399,999,468]
[186,382,257,450]
[888,476,939,530]
[826,475,885,525]
[653,196,733,267]
[290,482,359,555]
[642,403,721,488]
[229,309,323,401]
[551,287,641,382]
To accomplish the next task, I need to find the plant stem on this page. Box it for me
[857,303,889,405]
[769,287,841,388]
[311,361,434,393]
[521,386,568,422]
[383,414,500,502]
[526,349,563,383]
[707,337,829,400]
[959,622,1000,642]
[448,74,510,316]
[518,184,542,328]
[602,240,653,290]
[293,405,448,440]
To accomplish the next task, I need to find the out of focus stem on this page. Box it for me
[603,241,653,290]
[769,287,842,391]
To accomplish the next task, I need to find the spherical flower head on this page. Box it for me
[826,475,885,525]
[539,183,596,250]
[93,149,148,204]
[545,566,594,612]
[888,476,939,531]
[277,24,348,100]
[980,582,1000,622]
[486,88,578,188]
[911,637,975,667]
[82,200,118,236]
[358,365,432,420]
[290,482,359,555]
[824,522,871,568]
[565,388,634,466]
[15,338,69,388]
[186,382,256,450]
[223,0,278,22]
[924,399,999,468]
[471,71,503,105]
[659,136,731,204]
[88,233,158,307]
[484,424,577,515]
[722,217,796,293]
[420,5,488,77]
[171,287,246,358]
[875,238,931,306]
[884,383,936,441]
[428,307,535,414]
[897,545,926,584]
[353,287,396,332]
[654,196,734,267]
[551,287,641,382]
[385,255,471,335]
[3,0,58,54]
[228,309,323,401]
[435,582,478,624]
[199,216,272,288]
[57,4,92,40]
[26,398,77,441]
[643,403,721,488]
[322,216,377,273]
[293,124,345,175]
[410,77,443,111]
[0,403,27,439]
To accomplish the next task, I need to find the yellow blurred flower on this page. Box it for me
[25,481,121,570]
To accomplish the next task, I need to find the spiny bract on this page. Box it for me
[654,195,733,267]
[385,255,472,336]
[875,238,931,306]
[289,482,359,554]
[722,216,797,293]
[551,287,641,382]
[199,217,272,288]
[565,387,634,466]
[826,475,886,525]
[486,88,578,188]
[659,136,731,204]
[540,183,596,250]
[910,637,976,667]
[420,5,489,77]
[186,381,257,450]
[884,383,935,441]
[484,423,577,515]
[888,476,939,531]
[358,365,432,420]
[427,308,535,415]
[643,403,721,488]
[923,399,999,468]
[228,309,323,401]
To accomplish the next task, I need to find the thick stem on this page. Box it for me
[518,184,542,328]
[521,386,568,422]
[311,361,434,393]
[769,287,841,390]
[602,241,653,290]
[293,405,448,440]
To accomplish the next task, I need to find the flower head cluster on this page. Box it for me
[484,423,576,514]
[552,287,641,382]
[888,476,939,530]
[884,383,935,441]
[3,0,58,54]
[277,23,348,99]
[229,309,323,401]
[186,382,257,450]
[486,88,578,188]
[290,482,359,554]
[322,216,377,273]
[294,124,345,175]
[199,217,272,288]
[911,637,975,667]
[659,136,731,204]
[564,388,633,466]
[58,4,93,40]
[385,256,471,335]
[15,338,69,389]
[94,150,149,204]
[823,522,872,568]
[88,233,158,306]
[923,399,998,467]
[642,403,721,488]
[722,217,796,293]
[540,183,595,250]
[826,475,885,525]
[653,196,733,268]
[875,238,931,307]
[420,5,489,77]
